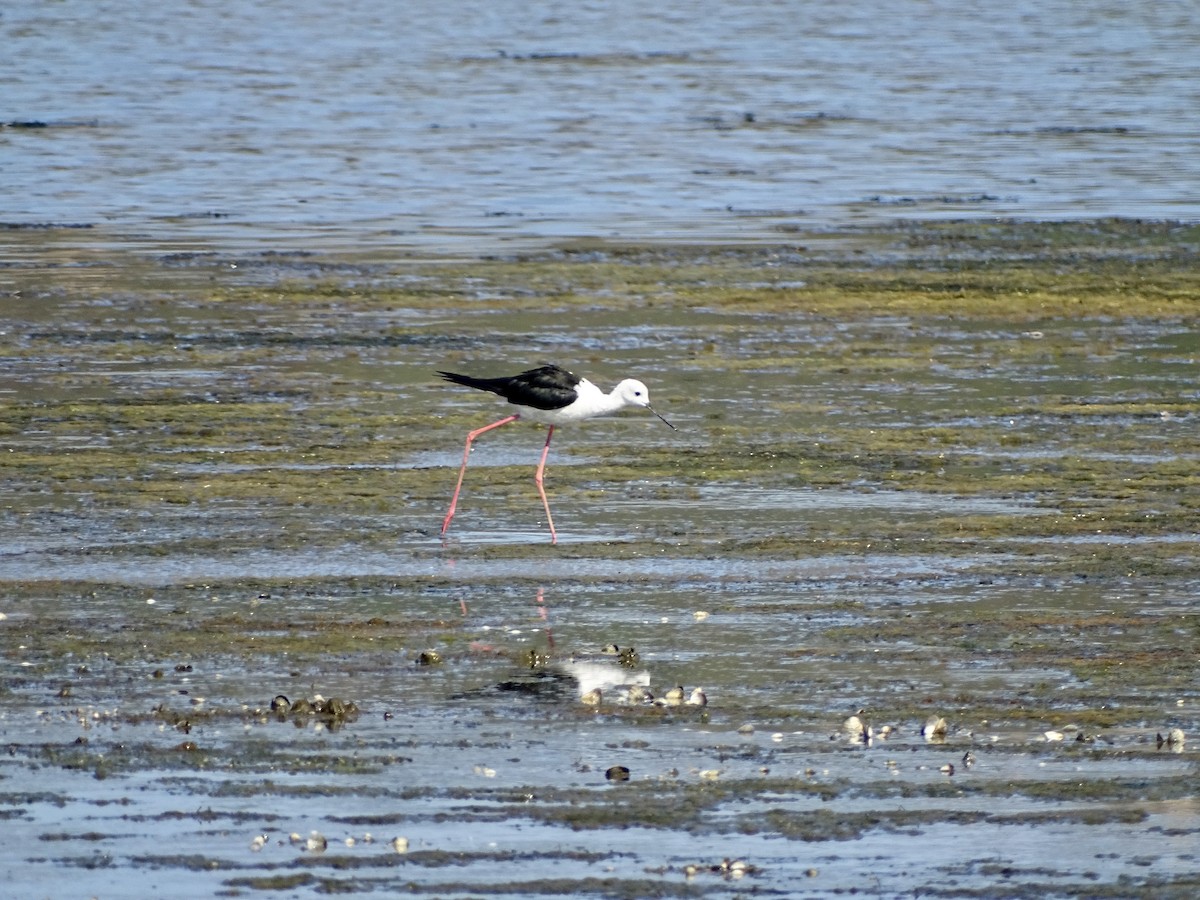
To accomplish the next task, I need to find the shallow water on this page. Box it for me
[4,0,1199,259]
[2,228,1199,896]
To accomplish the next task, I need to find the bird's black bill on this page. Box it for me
[649,406,676,430]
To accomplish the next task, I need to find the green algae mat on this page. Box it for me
[1,219,1198,897]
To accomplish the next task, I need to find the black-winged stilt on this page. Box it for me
[437,364,674,543]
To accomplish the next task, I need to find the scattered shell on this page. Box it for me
[626,685,653,704]
[616,646,640,668]
[842,714,871,744]
[717,858,757,879]
[692,610,709,621]
[922,715,948,739]
[323,697,349,717]
[698,768,722,781]
[1043,730,1065,742]
[305,831,327,853]
[270,694,358,723]
[1157,728,1186,750]
[519,648,550,669]
[683,858,760,879]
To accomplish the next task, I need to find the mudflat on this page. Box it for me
[2,219,1198,897]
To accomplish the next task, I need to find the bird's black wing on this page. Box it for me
[438,365,580,411]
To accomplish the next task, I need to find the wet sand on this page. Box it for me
[1,219,1198,897]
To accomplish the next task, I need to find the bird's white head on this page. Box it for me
[614,379,675,429]
[614,379,652,409]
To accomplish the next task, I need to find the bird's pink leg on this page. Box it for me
[535,425,557,544]
[441,414,520,538]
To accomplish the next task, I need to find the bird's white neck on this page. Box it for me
[574,378,628,417]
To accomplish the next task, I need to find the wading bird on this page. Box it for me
[438,364,674,543]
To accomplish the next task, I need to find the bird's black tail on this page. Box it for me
[437,370,509,397]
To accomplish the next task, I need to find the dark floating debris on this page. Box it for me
[865,193,1006,206]
[4,119,99,129]
[491,49,690,64]
[1,221,94,230]
[1037,125,1133,135]
[171,210,233,219]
